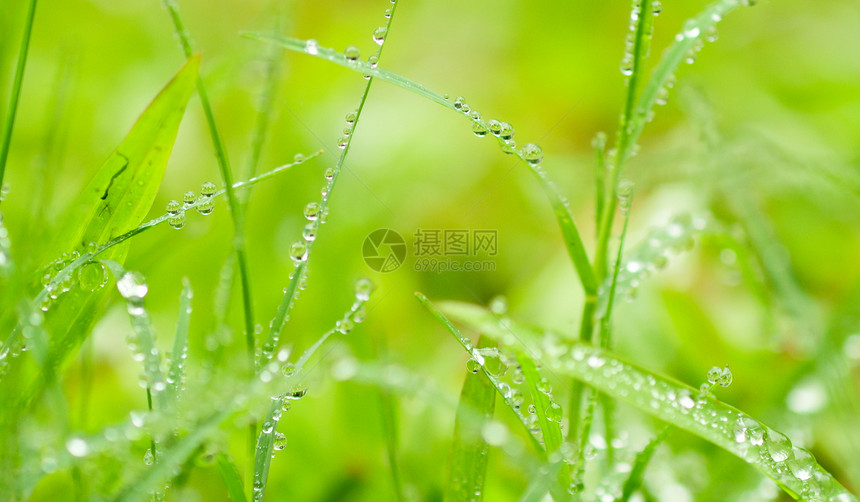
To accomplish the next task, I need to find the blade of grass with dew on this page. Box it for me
[0,0,38,191]
[375,339,405,501]
[436,304,858,501]
[444,336,497,502]
[259,0,401,364]
[415,293,543,453]
[251,396,284,502]
[217,454,248,502]
[618,425,671,502]
[167,277,193,406]
[0,59,200,481]
[160,1,258,408]
[243,32,598,298]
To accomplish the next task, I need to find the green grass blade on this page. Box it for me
[618,426,671,502]
[244,33,597,297]
[445,336,497,502]
[437,303,857,501]
[415,293,543,453]
[518,462,562,502]
[217,454,248,502]
[251,397,283,502]
[167,277,193,405]
[102,261,168,411]
[0,0,38,191]
[161,0,257,390]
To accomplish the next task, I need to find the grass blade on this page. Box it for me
[217,454,248,502]
[244,32,598,297]
[252,397,284,502]
[437,303,857,501]
[518,462,562,502]
[167,277,193,406]
[445,336,497,502]
[618,426,671,502]
[0,0,38,191]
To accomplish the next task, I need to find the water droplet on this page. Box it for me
[324,168,335,180]
[372,27,387,45]
[143,448,154,465]
[196,195,214,215]
[383,8,392,18]
[717,366,732,387]
[201,181,216,197]
[166,200,181,214]
[302,223,317,242]
[536,377,552,394]
[117,271,148,300]
[183,191,196,208]
[683,20,701,38]
[355,277,375,301]
[707,366,721,385]
[487,120,502,136]
[520,143,543,165]
[289,241,308,262]
[765,429,793,462]
[79,262,108,292]
[273,432,288,451]
[303,202,320,221]
[168,211,186,229]
[472,122,488,138]
[787,447,816,481]
[305,39,319,55]
[678,389,695,409]
[345,111,357,124]
[546,403,563,423]
[652,0,662,15]
[498,122,514,140]
[368,55,379,68]
[733,416,764,445]
[344,46,360,62]
[466,357,480,374]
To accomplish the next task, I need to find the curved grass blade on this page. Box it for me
[217,454,248,502]
[0,0,38,191]
[251,397,284,502]
[445,336,497,502]
[244,33,597,297]
[438,302,857,501]
[618,426,671,502]
[415,293,543,453]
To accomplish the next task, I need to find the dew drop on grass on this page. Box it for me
[652,0,662,15]
[536,377,552,394]
[117,271,148,300]
[183,191,196,208]
[764,429,793,463]
[302,223,317,242]
[678,389,695,409]
[201,181,217,197]
[787,447,816,481]
[707,366,721,385]
[683,20,701,38]
[196,194,214,215]
[383,8,392,18]
[354,277,375,301]
[324,168,335,180]
[289,241,308,262]
[336,318,354,334]
[546,402,563,423]
[344,45,360,61]
[353,305,367,323]
[466,357,480,374]
[487,120,502,136]
[305,39,319,55]
[273,432,288,451]
[143,448,154,466]
[520,143,543,165]
[472,122,488,137]
[166,200,181,215]
[372,27,387,45]
[368,55,379,68]
[168,212,186,229]
[498,122,514,140]
[303,202,320,221]
[79,262,108,292]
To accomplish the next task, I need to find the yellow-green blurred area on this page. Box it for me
[2,0,860,500]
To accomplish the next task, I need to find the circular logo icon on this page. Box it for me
[362,228,406,272]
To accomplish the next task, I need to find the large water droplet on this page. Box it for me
[289,241,308,262]
[305,39,319,55]
[520,143,543,165]
[372,27,387,45]
[354,277,375,301]
[498,122,514,141]
[344,46,360,62]
[304,202,320,221]
[765,429,793,462]
[79,262,108,292]
[117,271,148,300]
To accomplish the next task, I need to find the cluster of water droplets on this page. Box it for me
[455,96,544,165]
[117,271,168,398]
[546,344,856,502]
[37,244,112,312]
[598,213,709,308]
[165,181,218,230]
[619,0,659,78]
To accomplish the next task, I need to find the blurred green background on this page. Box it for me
[2,0,860,500]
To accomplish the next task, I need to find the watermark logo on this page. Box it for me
[362,228,498,273]
[362,228,407,272]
